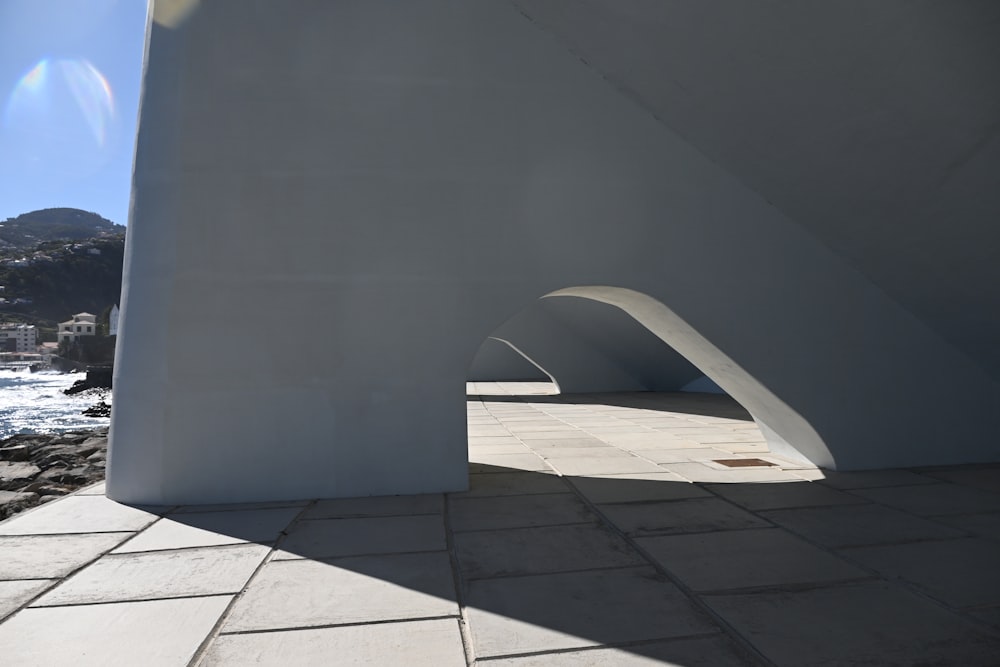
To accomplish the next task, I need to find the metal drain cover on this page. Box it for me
[713,458,777,467]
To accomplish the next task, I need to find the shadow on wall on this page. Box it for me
[468,286,831,468]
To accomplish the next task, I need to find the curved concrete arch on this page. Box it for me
[471,294,708,394]
[543,286,829,466]
[467,337,551,384]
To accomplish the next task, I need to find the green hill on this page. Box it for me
[0,208,124,252]
[0,209,125,337]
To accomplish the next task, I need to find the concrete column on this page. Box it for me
[108,0,999,504]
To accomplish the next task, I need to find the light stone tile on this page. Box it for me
[204,618,467,667]
[685,434,763,444]
[705,581,1000,666]
[918,468,1000,494]
[841,538,1000,608]
[705,481,868,511]
[33,544,269,605]
[761,504,965,548]
[0,495,160,535]
[935,512,1000,540]
[449,493,597,532]
[0,596,232,667]
[660,462,802,483]
[582,426,656,434]
[304,494,442,519]
[172,500,308,514]
[569,473,710,504]
[638,528,867,592]
[538,446,633,459]
[515,431,589,440]
[468,426,513,437]
[450,471,569,498]
[453,523,643,579]
[718,443,770,453]
[970,606,1000,632]
[465,568,717,658]
[222,553,458,632]
[274,514,445,560]
[113,507,301,553]
[817,469,938,489]
[483,635,752,666]
[621,440,705,452]
[639,448,728,463]
[548,457,665,476]
[599,498,770,537]
[467,444,531,455]
[468,453,550,472]
[76,482,106,495]
[520,437,607,449]
[505,423,575,432]
[0,533,132,579]
[789,468,829,481]
[599,432,684,446]
[850,483,1000,516]
[0,579,56,620]
[467,436,522,446]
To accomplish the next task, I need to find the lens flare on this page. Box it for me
[3,58,117,175]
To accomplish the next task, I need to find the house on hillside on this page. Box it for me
[59,312,97,344]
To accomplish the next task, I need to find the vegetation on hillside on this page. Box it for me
[0,209,125,339]
[0,208,123,251]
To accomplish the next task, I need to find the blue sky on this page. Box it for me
[0,0,148,226]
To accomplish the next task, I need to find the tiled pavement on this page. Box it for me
[1,383,999,665]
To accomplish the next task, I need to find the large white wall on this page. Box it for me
[109,0,1000,504]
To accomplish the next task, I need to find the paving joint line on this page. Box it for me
[215,613,464,636]
[554,468,775,666]
[444,486,481,665]
[470,629,727,663]
[185,499,317,667]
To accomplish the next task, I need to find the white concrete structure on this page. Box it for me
[0,324,36,353]
[59,313,97,344]
[108,305,119,337]
[110,1,1000,504]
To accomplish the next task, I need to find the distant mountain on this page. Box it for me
[0,208,124,252]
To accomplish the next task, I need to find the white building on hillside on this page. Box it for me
[59,312,97,344]
[0,323,37,352]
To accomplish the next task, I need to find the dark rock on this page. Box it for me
[0,427,108,519]
[82,401,112,418]
[24,481,73,496]
[0,445,30,461]
[0,490,39,520]
[0,462,42,487]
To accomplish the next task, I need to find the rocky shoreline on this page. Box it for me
[0,427,107,520]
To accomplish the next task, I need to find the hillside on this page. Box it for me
[0,209,124,252]
[0,210,125,334]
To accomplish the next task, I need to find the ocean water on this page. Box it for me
[0,370,110,439]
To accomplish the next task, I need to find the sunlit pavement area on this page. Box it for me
[1,384,999,666]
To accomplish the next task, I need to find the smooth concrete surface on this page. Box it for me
[5,390,1000,665]
[111,0,1000,504]
[467,337,549,382]
[471,296,707,393]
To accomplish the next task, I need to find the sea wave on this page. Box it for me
[0,370,110,439]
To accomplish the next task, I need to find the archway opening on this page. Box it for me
[466,286,832,478]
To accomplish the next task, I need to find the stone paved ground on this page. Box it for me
[0,383,998,665]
